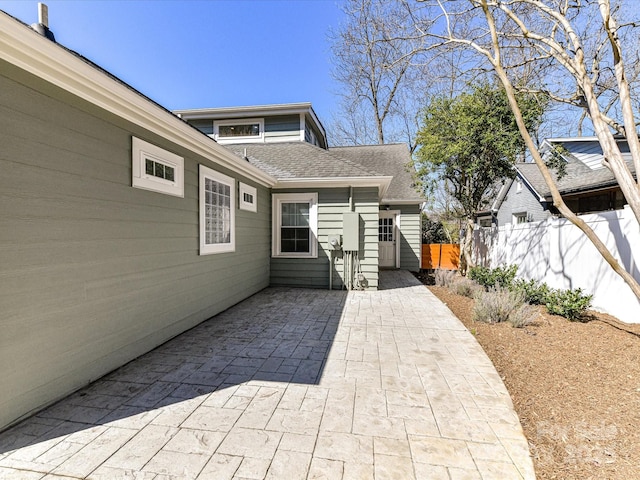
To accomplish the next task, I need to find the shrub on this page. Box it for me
[545,288,592,321]
[509,303,539,328]
[512,278,550,305]
[451,278,483,298]
[473,286,525,324]
[468,265,491,287]
[434,269,456,287]
[469,264,518,290]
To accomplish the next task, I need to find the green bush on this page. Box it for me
[468,264,518,290]
[468,266,491,286]
[464,264,593,322]
[512,278,550,305]
[545,288,592,321]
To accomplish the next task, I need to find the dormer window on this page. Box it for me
[214,118,264,143]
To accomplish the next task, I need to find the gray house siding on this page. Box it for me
[0,71,270,430]
[398,204,421,271]
[496,179,549,226]
[270,187,379,290]
[264,114,302,142]
[265,115,300,135]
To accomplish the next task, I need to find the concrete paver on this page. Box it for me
[0,270,535,479]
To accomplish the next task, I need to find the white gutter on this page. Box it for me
[383,199,425,205]
[0,12,276,187]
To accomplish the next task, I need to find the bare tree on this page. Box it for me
[328,0,429,150]
[420,0,640,299]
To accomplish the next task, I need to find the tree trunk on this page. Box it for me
[459,217,475,276]
[491,59,640,301]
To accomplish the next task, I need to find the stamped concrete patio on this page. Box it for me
[0,270,535,479]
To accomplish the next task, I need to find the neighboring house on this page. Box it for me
[477,137,633,227]
[0,10,423,430]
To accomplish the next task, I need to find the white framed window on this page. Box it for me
[214,118,264,143]
[513,212,528,224]
[132,137,184,197]
[239,183,258,212]
[272,193,318,258]
[200,165,235,255]
[478,216,492,227]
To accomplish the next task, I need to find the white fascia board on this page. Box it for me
[490,180,512,211]
[0,14,276,188]
[515,168,545,202]
[274,176,393,200]
[175,103,314,120]
[545,136,599,143]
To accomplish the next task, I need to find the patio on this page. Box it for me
[0,270,535,479]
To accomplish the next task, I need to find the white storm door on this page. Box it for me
[379,212,397,268]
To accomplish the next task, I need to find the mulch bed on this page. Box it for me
[418,273,640,480]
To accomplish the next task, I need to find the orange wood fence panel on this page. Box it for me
[421,244,460,270]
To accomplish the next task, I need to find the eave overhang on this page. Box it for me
[274,176,393,201]
[0,12,276,187]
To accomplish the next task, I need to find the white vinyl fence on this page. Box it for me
[473,205,640,324]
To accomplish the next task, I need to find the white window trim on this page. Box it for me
[272,192,318,258]
[214,118,264,144]
[199,165,235,255]
[132,137,184,197]
[239,182,258,212]
[513,212,528,224]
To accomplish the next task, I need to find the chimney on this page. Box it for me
[31,3,56,42]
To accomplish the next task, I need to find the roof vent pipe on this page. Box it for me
[31,3,56,42]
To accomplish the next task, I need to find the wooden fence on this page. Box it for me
[421,243,460,270]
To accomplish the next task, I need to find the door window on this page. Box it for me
[379,217,394,242]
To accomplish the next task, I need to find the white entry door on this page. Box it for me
[379,211,397,268]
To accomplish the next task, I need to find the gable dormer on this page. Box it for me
[175,102,328,149]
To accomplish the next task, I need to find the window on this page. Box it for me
[132,137,184,197]
[516,179,523,193]
[379,217,394,242]
[478,217,492,227]
[146,158,175,182]
[214,118,264,143]
[513,212,528,224]
[239,183,257,212]
[272,193,318,258]
[200,165,235,255]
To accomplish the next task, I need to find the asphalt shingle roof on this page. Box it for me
[518,145,636,199]
[225,142,379,179]
[330,144,423,202]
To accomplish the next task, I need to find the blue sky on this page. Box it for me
[1,0,345,122]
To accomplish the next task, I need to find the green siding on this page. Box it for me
[398,204,422,271]
[271,187,379,290]
[0,71,270,430]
